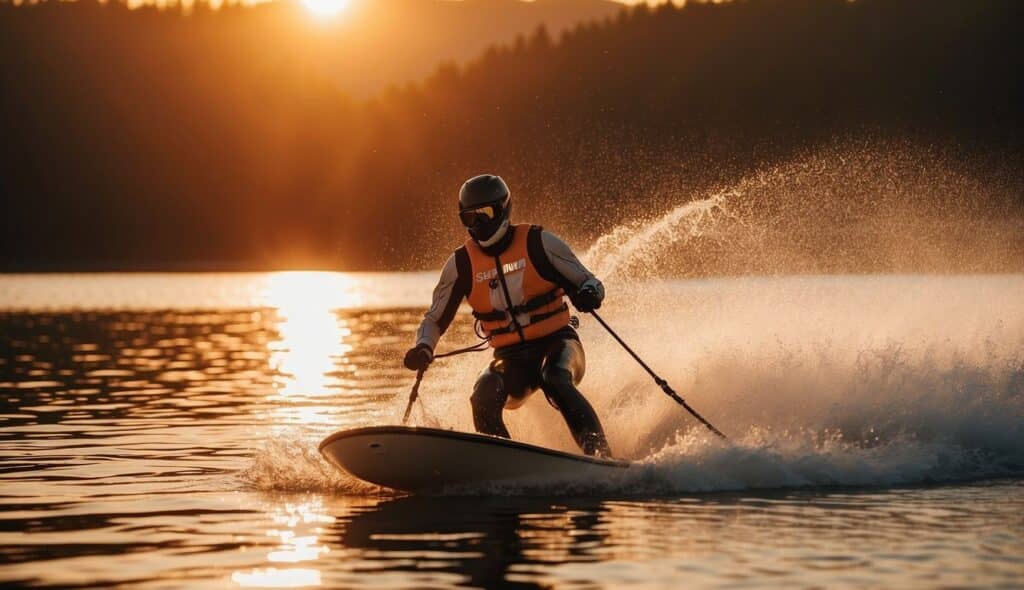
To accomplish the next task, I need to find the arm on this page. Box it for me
[528,227,604,299]
[415,249,471,352]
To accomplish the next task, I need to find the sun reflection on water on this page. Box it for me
[263,272,359,400]
[231,568,321,588]
[232,498,334,588]
[231,275,352,586]
[259,272,364,429]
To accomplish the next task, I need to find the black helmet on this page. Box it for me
[458,174,511,243]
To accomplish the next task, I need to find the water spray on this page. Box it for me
[402,313,728,440]
[588,310,728,440]
[402,340,490,424]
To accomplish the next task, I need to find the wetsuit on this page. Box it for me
[415,225,612,457]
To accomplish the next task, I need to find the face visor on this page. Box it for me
[459,198,509,242]
[458,204,497,228]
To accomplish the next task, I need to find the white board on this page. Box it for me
[319,426,630,493]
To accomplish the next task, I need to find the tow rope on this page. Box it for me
[588,309,727,440]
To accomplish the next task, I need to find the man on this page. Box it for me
[403,174,612,457]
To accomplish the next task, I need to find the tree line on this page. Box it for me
[1,0,1021,272]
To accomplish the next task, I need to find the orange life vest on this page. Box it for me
[465,224,570,349]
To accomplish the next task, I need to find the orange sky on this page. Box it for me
[86,0,664,11]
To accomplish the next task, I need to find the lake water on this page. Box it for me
[1,272,1022,588]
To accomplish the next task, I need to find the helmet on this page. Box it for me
[458,174,511,243]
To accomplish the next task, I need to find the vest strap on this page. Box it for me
[516,288,563,314]
[491,253,527,342]
[472,309,507,322]
[471,288,563,323]
[486,302,569,336]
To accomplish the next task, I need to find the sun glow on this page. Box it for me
[301,0,348,17]
[263,272,358,400]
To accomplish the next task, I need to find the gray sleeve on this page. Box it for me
[540,230,604,297]
[415,254,464,351]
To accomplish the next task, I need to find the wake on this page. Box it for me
[244,142,1024,495]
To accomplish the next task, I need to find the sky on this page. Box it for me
[90,0,659,12]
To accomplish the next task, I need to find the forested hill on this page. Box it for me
[331,0,624,97]
[1,0,1022,272]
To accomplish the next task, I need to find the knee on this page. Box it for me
[540,365,574,392]
[471,372,504,410]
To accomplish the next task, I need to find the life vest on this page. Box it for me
[464,224,570,349]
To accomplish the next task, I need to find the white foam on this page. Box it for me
[239,429,391,495]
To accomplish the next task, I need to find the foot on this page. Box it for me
[582,434,613,459]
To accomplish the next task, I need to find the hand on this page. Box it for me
[570,284,603,313]
[403,344,433,371]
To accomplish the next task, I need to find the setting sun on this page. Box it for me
[301,0,348,17]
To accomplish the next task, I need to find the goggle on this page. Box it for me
[459,204,499,228]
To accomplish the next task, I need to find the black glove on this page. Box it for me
[570,284,603,313]
[403,344,433,371]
